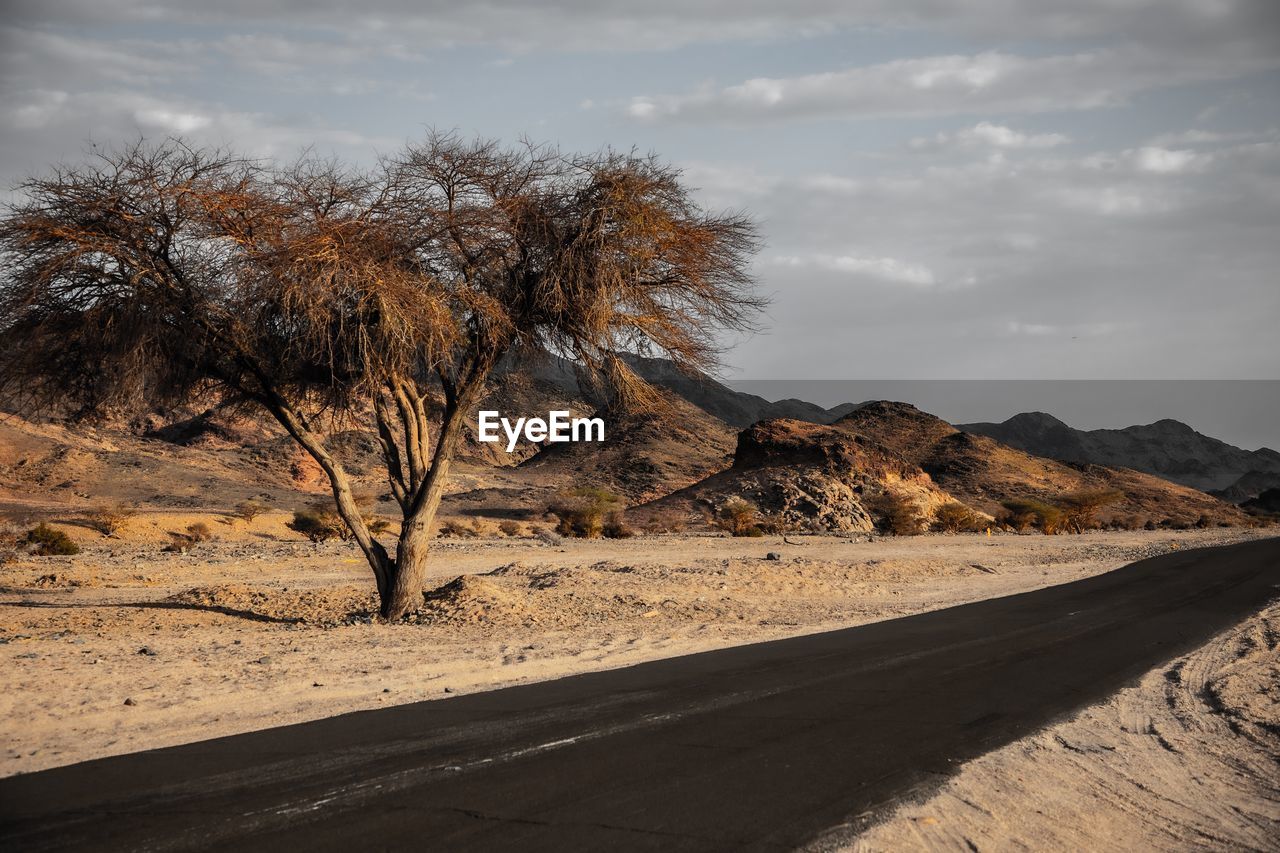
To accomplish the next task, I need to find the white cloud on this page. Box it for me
[772,253,939,287]
[1133,146,1200,174]
[1006,320,1121,337]
[6,1,1279,56]
[912,121,1070,150]
[134,107,211,134]
[8,89,70,129]
[627,46,1278,123]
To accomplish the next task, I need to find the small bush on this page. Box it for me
[23,524,81,556]
[1056,489,1124,533]
[163,532,196,552]
[85,504,136,537]
[602,513,635,539]
[438,519,472,537]
[288,503,347,542]
[713,497,764,537]
[1000,499,1065,535]
[235,499,269,523]
[640,512,686,534]
[186,522,212,542]
[548,487,623,539]
[288,496,388,542]
[756,512,796,535]
[498,520,523,537]
[868,492,924,536]
[932,502,984,534]
[531,525,565,545]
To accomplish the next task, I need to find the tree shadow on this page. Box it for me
[49,518,110,535]
[0,599,303,625]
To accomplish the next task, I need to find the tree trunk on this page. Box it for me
[383,517,432,620]
[379,391,477,620]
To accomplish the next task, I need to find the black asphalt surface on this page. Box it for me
[3,536,1278,852]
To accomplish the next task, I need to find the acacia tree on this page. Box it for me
[0,135,762,619]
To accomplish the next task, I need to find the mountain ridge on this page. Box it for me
[959,411,1280,497]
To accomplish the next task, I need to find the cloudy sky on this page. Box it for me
[3,1,1279,387]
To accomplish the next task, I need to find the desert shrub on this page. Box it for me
[1143,519,1158,531]
[602,512,635,539]
[23,524,81,556]
[531,525,565,545]
[868,492,924,536]
[710,497,764,537]
[640,511,686,534]
[1000,499,1065,535]
[1056,489,1124,533]
[438,518,472,538]
[234,499,269,523]
[1194,513,1214,529]
[468,518,494,537]
[0,524,17,565]
[288,496,387,542]
[186,522,212,542]
[288,502,347,542]
[85,504,136,537]
[497,520,523,537]
[163,532,197,552]
[756,512,795,535]
[548,487,622,539]
[932,502,984,534]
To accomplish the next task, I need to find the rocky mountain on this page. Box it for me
[638,417,963,533]
[1242,488,1280,517]
[845,403,1245,524]
[517,351,855,428]
[959,411,1280,495]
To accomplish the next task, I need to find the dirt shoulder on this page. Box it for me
[840,600,1280,852]
[0,525,1266,777]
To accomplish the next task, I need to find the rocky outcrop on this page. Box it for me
[639,418,964,532]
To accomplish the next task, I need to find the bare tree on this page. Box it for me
[0,134,763,619]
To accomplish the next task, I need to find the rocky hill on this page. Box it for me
[959,412,1280,495]
[847,404,1248,524]
[639,418,963,533]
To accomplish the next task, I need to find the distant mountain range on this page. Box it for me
[520,353,1279,502]
[642,400,1247,530]
[524,353,857,428]
[958,412,1280,500]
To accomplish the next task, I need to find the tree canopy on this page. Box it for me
[0,133,764,618]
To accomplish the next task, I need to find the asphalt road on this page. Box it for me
[3,536,1278,851]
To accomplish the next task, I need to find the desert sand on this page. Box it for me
[0,516,1266,781]
[842,600,1280,852]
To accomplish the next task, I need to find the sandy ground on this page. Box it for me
[843,601,1280,852]
[0,518,1265,780]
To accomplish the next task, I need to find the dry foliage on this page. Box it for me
[85,504,137,537]
[22,524,81,556]
[713,497,765,537]
[868,492,924,536]
[234,500,270,523]
[548,486,623,539]
[932,501,986,534]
